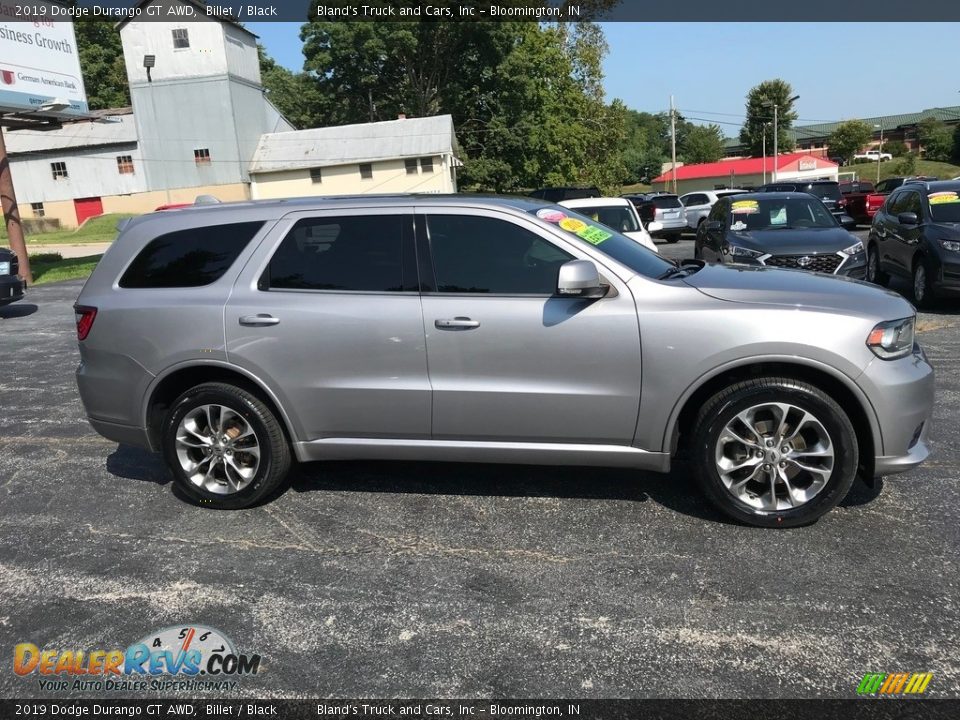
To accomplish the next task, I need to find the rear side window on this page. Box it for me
[119,221,264,288]
[264,214,415,292]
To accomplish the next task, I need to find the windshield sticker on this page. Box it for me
[770,206,787,225]
[731,200,759,214]
[929,191,960,205]
[537,208,567,223]
[559,217,587,233]
[731,220,747,231]
[577,225,612,245]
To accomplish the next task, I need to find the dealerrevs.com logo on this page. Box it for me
[13,625,262,692]
[857,672,933,696]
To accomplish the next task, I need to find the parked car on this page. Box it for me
[839,180,875,226]
[853,150,892,162]
[0,248,25,307]
[529,186,601,203]
[75,195,932,527]
[559,197,660,252]
[694,192,867,279]
[622,193,686,242]
[680,189,749,230]
[866,180,960,307]
[863,177,940,223]
[757,180,857,229]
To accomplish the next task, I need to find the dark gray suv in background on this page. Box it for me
[75,195,933,527]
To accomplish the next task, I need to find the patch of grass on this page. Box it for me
[841,159,960,183]
[620,182,653,194]
[29,253,102,285]
[1,213,133,246]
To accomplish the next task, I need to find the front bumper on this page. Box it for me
[0,275,25,306]
[858,345,934,477]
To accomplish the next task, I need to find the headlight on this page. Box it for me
[841,240,864,255]
[866,317,915,360]
[730,245,763,258]
[940,239,960,252]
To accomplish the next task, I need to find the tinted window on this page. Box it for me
[902,191,923,217]
[652,196,682,209]
[427,215,573,294]
[568,205,639,233]
[888,191,910,216]
[682,194,708,207]
[266,215,414,292]
[801,183,841,202]
[928,190,960,223]
[120,221,264,288]
[527,206,673,280]
[728,196,836,230]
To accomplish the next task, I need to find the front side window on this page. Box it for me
[120,221,264,289]
[265,215,414,293]
[427,215,573,294]
[172,28,189,49]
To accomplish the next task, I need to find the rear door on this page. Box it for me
[416,207,642,444]
[224,208,431,442]
[889,190,925,275]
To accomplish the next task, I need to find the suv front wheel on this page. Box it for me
[162,382,292,509]
[691,377,858,528]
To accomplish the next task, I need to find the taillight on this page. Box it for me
[74,304,97,341]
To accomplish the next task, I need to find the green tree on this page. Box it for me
[826,120,873,165]
[258,46,327,129]
[952,124,960,163]
[680,124,725,164]
[739,79,798,158]
[884,139,909,158]
[74,19,129,109]
[917,117,953,162]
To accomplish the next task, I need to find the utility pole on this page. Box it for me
[762,123,767,184]
[772,104,779,183]
[670,95,677,194]
[0,124,31,285]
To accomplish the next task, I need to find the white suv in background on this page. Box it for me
[559,197,660,252]
[680,189,749,230]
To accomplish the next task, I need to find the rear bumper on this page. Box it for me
[0,275,25,306]
[652,217,687,236]
[88,416,153,450]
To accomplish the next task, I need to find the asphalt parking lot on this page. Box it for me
[1,263,958,700]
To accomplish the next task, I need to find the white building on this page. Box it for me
[249,115,461,200]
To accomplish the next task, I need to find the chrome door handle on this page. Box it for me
[435,317,480,330]
[239,314,280,327]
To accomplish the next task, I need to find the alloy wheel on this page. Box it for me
[175,404,261,494]
[714,402,834,511]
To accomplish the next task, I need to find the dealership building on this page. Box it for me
[652,153,839,194]
[7,0,459,228]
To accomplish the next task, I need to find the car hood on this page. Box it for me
[682,262,913,318]
[728,226,856,255]
[931,222,960,235]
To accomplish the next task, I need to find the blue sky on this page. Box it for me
[248,22,960,134]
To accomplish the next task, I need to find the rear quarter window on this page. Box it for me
[119,221,264,288]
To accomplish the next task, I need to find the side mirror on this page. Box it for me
[898,212,919,226]
[557,260,606,299]
[647,221,663,233]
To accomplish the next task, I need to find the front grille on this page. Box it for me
[764,254,842,274]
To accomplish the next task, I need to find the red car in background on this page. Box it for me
[845,177,938,226]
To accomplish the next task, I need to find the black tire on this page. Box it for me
[912,257,934,310]
[866,244,888,286]
[691,377,858,528]
[162,382,291,509]
[666,233,681,244]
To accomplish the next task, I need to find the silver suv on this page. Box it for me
[75,196,934,527]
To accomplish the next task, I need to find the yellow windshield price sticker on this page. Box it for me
[559,218,587,233]
[731,200,759,214]
[578,226,612,245]
[929,191,960,205]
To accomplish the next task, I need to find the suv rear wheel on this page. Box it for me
[162,382,291,509]
[691,377,858,528]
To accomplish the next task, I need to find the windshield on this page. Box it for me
[929,191,960,223]
[568,205,640,233]
[729,197,838,231]
[529,206,674,279]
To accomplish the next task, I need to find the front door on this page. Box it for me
[417,208,642,445]
[225,209,431,441]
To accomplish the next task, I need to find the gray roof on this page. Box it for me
[249,115,459,174]
[5,109,137,154]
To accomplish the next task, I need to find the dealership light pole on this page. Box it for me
[764,95,800,182]
[670,95,678,194]
[874,123,884,183]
